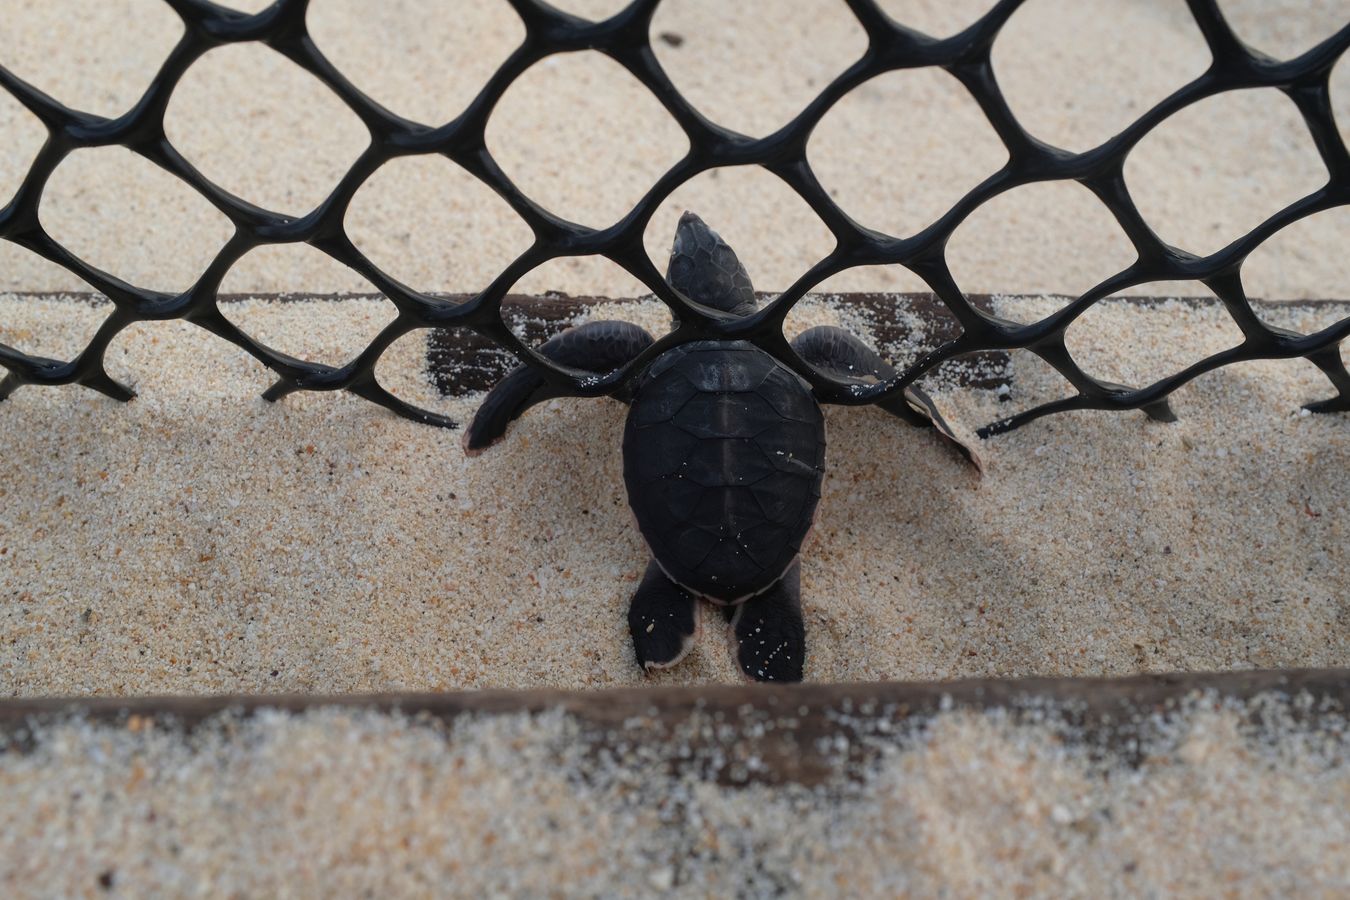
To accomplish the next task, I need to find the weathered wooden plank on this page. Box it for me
[419,291,1350,397]
[3,669,1345,785]
[424,291,1009,395]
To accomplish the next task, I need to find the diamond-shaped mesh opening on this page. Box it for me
[1221,0,1349,61]
[992,0,1211,152]
[345,156,533,296]
[547,0,633,21]
[1126,88,1328,257]
[513,253,649,299]
[39,147,233,293]
[874,299,964,373]
[505,257,664,357]
[218,244,396,369]
[782,276,989,400]
[810,68,1008,239]
[165,43,369,216]
[2,0,182,118]
[782,293,936,382]
[809,265,930,295]
[219,293,398,371]
[308,0,525,127]
[650,0,867,138]
[104,319,269,405]
[789,271,964,362]
[0,243,85,294]
[782,295,856,342]
[1259,300,1350,345]
[486,51,688,229]
[1331,54,1350,153]
[1063,283,1247,389]
[642,168,833,293]
[946,181,1135,311]
[1,0,1347,433]
[1243,207,1350,305]
[214,0,272,11]
[0,293,111,363]
[872,0,993,39]
[0,93,44,212]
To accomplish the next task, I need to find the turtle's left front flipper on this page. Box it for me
[465,320,654,454]
[791,325,982,474]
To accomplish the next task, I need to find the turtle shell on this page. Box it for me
[622,341,826,602]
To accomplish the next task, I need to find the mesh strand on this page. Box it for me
[0,0,1347,437]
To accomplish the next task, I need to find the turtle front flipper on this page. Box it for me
[628,560,700,671]
[730,561,805,683]
[791,325,982,474]
[464,320,654,454]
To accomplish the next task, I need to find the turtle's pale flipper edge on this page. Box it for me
[629,560,700,671]
[791,325,982,474]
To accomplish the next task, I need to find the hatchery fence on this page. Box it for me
[1,0,1348,436]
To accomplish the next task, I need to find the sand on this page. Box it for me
[2,2,1349,894]
[1,291,1346,695]
[1,0,1347,300]
[1,692,1347,897]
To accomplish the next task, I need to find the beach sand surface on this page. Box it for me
[1,3,1348,895]
[1,293,1346,695]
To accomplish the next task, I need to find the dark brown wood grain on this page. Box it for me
[3,669,1345,785]
[423,291,1010,395]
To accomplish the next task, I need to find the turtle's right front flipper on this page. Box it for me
[791,325,982,473]
[465,320,654,454]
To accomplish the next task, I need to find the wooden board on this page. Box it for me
[424,291,1010,395]
[3,669,1346,785]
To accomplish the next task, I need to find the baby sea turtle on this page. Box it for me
[466,213,979,682]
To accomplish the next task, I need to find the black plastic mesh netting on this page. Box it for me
[1,0,1348,437]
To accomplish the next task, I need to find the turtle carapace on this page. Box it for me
[466,212,979,682]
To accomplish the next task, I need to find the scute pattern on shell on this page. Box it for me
[623,341,825,602]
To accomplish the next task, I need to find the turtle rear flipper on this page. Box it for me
[729,561,805,683]
[628,560,700,671]
[791,325,982,474]
[465,320,654,454]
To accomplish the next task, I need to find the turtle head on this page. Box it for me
[666,211,757,318]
